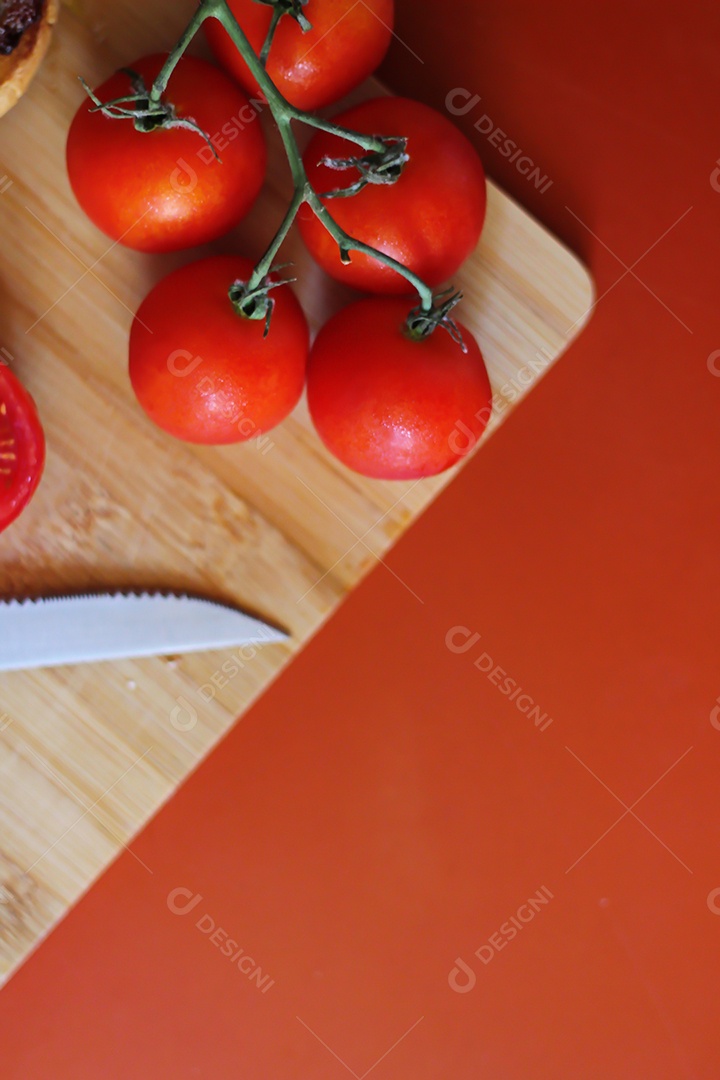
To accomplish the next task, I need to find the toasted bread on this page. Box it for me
[0,0,59,118]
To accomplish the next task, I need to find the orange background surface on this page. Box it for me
[2,2,720,1076]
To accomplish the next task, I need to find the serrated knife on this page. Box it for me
[0,593,287,672]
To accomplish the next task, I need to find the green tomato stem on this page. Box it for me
[259,7,282,67]
[149,2,210,102]
[247,184,305,289]
[149,0,435,314]
[295,112,388,156]
[303,188,434,310]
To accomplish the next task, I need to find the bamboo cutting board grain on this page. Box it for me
[0,0,593,982]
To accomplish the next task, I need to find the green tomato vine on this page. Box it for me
[83,0,465,343]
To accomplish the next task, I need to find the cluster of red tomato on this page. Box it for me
[0,0,494,538]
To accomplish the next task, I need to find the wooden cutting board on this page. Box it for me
[0,0,593,982]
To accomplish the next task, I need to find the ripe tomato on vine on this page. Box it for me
[307,297,492,479]
[65,0,491,474]
[67,53,267,253]
[299,97,487,294]
[129,256,309,444]
[205,0,394,111]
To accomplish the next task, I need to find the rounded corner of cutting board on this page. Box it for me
[562,247,596,335]
[484,178,596,339]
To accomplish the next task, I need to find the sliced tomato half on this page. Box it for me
[0,364,45,532]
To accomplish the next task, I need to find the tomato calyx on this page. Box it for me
[256,0,312,33]
[318,137,409,199]
[404,288,468,352]
[79,67,220,160]
[228,266,296,336]
[255,0,312,67]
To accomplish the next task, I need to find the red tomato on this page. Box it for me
[205,0,393,111]
[66,54,267,254]
[129,256,309,444]
[298,97,487,294]
[307,298,492,479]
[0,363,45,532]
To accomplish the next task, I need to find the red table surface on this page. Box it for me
[2,3,720,1077]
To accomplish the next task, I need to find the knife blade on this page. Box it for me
[0,592,287,672]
